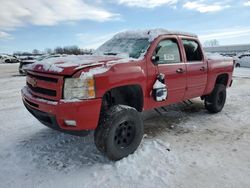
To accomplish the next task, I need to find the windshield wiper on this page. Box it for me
[103,52,118,56]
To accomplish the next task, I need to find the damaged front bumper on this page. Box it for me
[21,86,102,135]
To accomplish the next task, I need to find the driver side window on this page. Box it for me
[154,39,181,64]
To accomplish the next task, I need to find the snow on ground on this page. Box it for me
[233,67,250,78]
[0,64,250,188]
[0,63,20,78]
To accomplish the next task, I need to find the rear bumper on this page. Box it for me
[21,86,102,132]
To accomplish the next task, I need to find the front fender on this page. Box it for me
[94,61,147,98]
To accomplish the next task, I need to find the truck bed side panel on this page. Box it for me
[204,59,234,95]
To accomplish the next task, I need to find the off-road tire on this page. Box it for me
[94,105,144,161]
[205,84,226,113]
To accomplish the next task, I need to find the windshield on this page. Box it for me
[96,38,150,59]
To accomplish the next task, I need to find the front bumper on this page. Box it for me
[21,87,102,133]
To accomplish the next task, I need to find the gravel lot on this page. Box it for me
[0,64,249,188]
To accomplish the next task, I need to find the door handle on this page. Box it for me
[200,67,206,71]
[176,68,185,74]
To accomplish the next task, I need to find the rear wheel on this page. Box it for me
[236,63,241,68]
[94,105,144,161]
[205,84,226,113]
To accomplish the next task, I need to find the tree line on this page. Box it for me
[203,39,220,47]
[14,46,93,56]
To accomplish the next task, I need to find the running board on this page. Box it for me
[182,100,193,106]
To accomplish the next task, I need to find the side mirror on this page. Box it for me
[151,56,159,63]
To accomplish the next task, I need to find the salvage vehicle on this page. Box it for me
[19,56,37,74]
[0,54,19,64]
[21,29,234,160]
[235,53,250,68]
[19,54,66,75]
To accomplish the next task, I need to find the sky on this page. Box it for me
[0,0,250,54]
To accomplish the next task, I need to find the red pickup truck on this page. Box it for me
[22,29,234,160]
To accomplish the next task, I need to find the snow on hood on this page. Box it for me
[111,28,197,42]
[29,54,139,75]
[78,57,139,79]
[29,55,121,74]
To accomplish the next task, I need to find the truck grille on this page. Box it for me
[27,72,58,83]
[26,71,64,101]
[27,83,57,97]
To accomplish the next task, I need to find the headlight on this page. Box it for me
[63,74,95,100]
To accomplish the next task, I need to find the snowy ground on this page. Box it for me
[0,65,250,188]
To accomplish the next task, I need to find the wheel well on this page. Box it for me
[101,85,144,112]
[216,74,229,86]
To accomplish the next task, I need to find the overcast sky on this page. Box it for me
[0,0,250,53]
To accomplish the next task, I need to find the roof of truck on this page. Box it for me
[113,29,198,42]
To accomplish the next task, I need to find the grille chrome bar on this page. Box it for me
[26,71,63,100]
[27,72,58,83]
[27,82,57,97]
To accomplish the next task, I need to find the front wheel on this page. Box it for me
[94,105,144,161]
[5,59,11,63]
[205,84,227,113]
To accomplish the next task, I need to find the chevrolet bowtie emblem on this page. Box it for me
[28,77,37,87]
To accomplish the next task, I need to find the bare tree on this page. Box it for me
[53,46,92,55]
[54,47,64,54]
[32,49,40,54]
[203,39,220,47]
[44,48,53,54]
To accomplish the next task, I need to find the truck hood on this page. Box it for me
[29,55,122,75]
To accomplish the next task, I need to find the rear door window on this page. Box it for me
[182,39,203,62]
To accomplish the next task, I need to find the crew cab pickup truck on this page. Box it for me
[21,29,234,160]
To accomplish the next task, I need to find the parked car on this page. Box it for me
[19,56,37,75]
[235,54,250,68]
[21,29,234,160]
[19,54,66,75]
[0,54,19,64]
[0,55,3,63]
